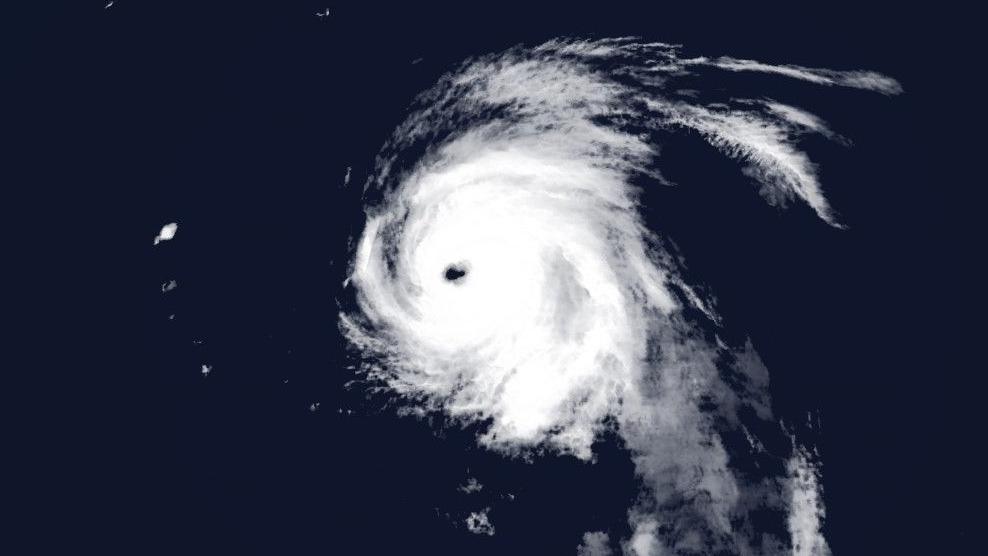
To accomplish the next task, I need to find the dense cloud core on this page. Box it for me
[340,38,898,555]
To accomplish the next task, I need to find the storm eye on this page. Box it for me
[443,263,469,282]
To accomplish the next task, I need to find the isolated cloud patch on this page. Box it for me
[578,531,613,556]
[341,37,897,554]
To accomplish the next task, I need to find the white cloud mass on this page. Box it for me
[340,37,897,554]
[153,222,178,245]
[578,531,614,556]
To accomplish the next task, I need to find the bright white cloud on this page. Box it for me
[789,446,831,556]
[153,222,178,245]
[341,37,895,554]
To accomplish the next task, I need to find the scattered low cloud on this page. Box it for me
[458,477,483,494]
[465,509,495,536]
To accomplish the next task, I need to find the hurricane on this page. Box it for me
[338,37,900,555]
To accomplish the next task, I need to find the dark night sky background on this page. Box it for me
[12,1,970,554]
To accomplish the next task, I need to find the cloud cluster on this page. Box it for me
[341,38,896,554]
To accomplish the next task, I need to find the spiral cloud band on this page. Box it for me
[340,38,899,555]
